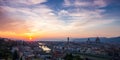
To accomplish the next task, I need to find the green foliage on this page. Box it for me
[73,55,83,60]
[64,53,83,60]
[64,53,73,60]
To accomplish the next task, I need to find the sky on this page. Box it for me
[0,0,120,41]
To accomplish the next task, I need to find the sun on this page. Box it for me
[24,32,34,41]
[28,34,34,41]
[29,36,32,41]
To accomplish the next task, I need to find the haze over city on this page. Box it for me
[0,0,120,41]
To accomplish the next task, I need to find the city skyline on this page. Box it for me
[0,0,120,41]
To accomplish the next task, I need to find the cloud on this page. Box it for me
[0,0,66,34]
[93,0,107,7]
[64,0,91,7]
[0,0,47,8]
[64,0,107,7]
[0,0,115,33]
[0,0,119,39]
[27,0,47,5]
[0,6,29,33]
[57,0,116,32]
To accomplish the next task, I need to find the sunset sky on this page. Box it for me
[0,0,120,40]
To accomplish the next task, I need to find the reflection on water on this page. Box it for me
[39,43,51,53]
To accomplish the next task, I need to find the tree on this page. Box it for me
[64,53,73,60]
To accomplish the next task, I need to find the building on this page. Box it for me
[86,38,91,44]
[95,37,100,43]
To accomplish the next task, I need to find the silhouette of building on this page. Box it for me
[86,38,91,44]
[65,37,70,51]
[67,37,70,45]
[95,37,100,43]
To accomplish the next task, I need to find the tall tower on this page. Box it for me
[67,37,70,49]
[67,37,69,44]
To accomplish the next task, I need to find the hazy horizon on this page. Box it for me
[1,36,120,41]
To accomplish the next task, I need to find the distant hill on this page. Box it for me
[105,37,120,43]
[72,37,120,43]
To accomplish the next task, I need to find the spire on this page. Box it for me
[66,37,70,50]
[67,37,69,45]
[67,37,69,42]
